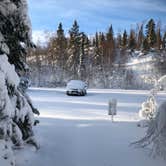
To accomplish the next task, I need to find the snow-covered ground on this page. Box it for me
[15,88,166,166]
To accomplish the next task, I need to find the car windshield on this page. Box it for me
[67,80,85,89]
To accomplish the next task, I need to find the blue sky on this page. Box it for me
[28,0,166,42]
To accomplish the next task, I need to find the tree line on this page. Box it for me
[27,19,166,88]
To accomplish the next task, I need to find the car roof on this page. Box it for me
[68,80,84,83]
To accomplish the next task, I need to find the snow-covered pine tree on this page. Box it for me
[106,25,115,65]
[145,19,157,48]
[68,20,81,79]
[137,24,144,49]
[122,30,128,49]
[54,23,68,83]
[128,29,136,50]
[162,31,166,49]
[0,0,39,165]
[78,32,89,81]
[156,24,162,50]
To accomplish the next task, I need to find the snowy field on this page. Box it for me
[16,88,166,166]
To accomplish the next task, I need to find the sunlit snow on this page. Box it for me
[15,88,166,166]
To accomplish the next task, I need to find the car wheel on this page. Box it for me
[66,91,70,95]
[81,91,85,96]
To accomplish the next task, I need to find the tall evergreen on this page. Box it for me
[93,32,101,66]
[143,38,149,51]
[128,29,136,50]
[95,32,99,49]
[0,0,34,74]
[68,20,81,78]
[122,30,128,49]
[78,32,89,80]
[116,33,122,48]
[99,32,106,62]
[137,24,144,49]
[106,25,115,64]
[0,1,39,164]
[145,19,156,47]
[162,32,166,49]
[106,25,114,43]
[156,26,162,50]
[56,23,67,71]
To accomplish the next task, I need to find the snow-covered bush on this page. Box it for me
[139,94,157,119]
[157,75,166,91]
[133,101,166,159]
[135,75,166,159]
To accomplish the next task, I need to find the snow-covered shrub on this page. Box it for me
[134,75,166,159]
[157,75,166,91]
[133,101,166,159]
[139,75,166,119]
[139,90,157,119]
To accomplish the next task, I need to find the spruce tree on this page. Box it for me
[98,32,106,64]
[95,32,99,49]
[143,38,150,51]
[162,32,166,49]
[68,20,81,79]
[55,23,67,82]
[0,2,39,164]
[106,25,115,64]
[78,32,89,80]
[145,19,157,48]
[156,26,162,50]
[93,32,101,66]
[106,25,114,43]
[0,0,35,74]
[122,30,128,49]
[128,29,136,50]
[137,24,144,49]
[116,33,122,48]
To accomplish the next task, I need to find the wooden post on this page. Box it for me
[108,99,117,122]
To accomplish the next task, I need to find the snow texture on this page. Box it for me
[134,75,166,159]
[66,80,87,90]
[0,54,20,87]
[15,88,166,166]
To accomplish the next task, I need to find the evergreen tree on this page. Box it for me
[156,26,162,50]
[143,38,150,51]
[145,19,156,47]
[128,29,136,50]
[106,25,115,64]
[0,0,35,74]
[99,32,106,63]
[137,24,144,49]
[0,1,39,164]
[99,32,106,46]
[78,32,89,80]
[162,32,166,49]
[93,32,101,66]
[55,23,68,81]
[95,32,99,49]
[122,30,128,49]
[106,25,114,42]
[116,33,122,48]
[68,20,81,78]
